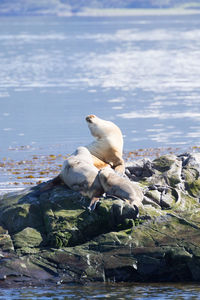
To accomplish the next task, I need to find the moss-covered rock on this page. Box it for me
[186,178,200,198]
[0,226,14,252]
[0,153,200,287]
[12,227,43,249]
[152,155,176,172]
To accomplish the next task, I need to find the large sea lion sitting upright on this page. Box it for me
[85,115,125,174]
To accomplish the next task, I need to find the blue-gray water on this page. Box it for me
[0,14,200,160]
[1,283,200,299]
[1,13,200,298]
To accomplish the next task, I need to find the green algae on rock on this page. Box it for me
[0,152,200,287]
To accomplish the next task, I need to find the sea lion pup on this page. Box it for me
[41,147,104,210]
[98,167,144,208]
[85,114,125,174]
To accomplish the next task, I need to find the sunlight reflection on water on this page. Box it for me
[0,14,200,173]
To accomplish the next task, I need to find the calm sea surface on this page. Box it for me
[0,14,200,158]
[0,13,200,298]
[1,283,200,300]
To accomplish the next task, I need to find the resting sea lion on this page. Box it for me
[98,167,143,208]
[85,114,125,174]
[42,147,104,210]
[60,146,103,200]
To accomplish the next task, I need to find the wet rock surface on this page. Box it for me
[0,153,200,287]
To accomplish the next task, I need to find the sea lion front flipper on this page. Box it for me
[88,197,100,211]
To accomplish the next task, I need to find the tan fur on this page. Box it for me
[85,114,125,174]
[91,154,110,169]
[99,167,143,208]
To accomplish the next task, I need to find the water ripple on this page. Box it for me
[118,111,200,120]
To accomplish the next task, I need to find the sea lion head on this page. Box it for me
[85,114,120,139]
[98,167,116,189]
[85,114,96,124]
[75,146,91,156]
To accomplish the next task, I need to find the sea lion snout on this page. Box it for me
[86,115,96,123]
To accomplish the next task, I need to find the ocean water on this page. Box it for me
[0,13,200,297]
[1,283,200,299]
[0,14,200,159]
[0,13,200,192]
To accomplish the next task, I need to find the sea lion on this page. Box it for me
[85,114,125,174]
[98,167,143,208]
[42,147,104,210]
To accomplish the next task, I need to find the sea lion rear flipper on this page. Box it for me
[88,197,100,211]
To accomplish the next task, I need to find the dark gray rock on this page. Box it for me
[0,153,200,287]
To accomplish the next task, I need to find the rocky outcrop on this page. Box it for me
[0,153,200,287]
